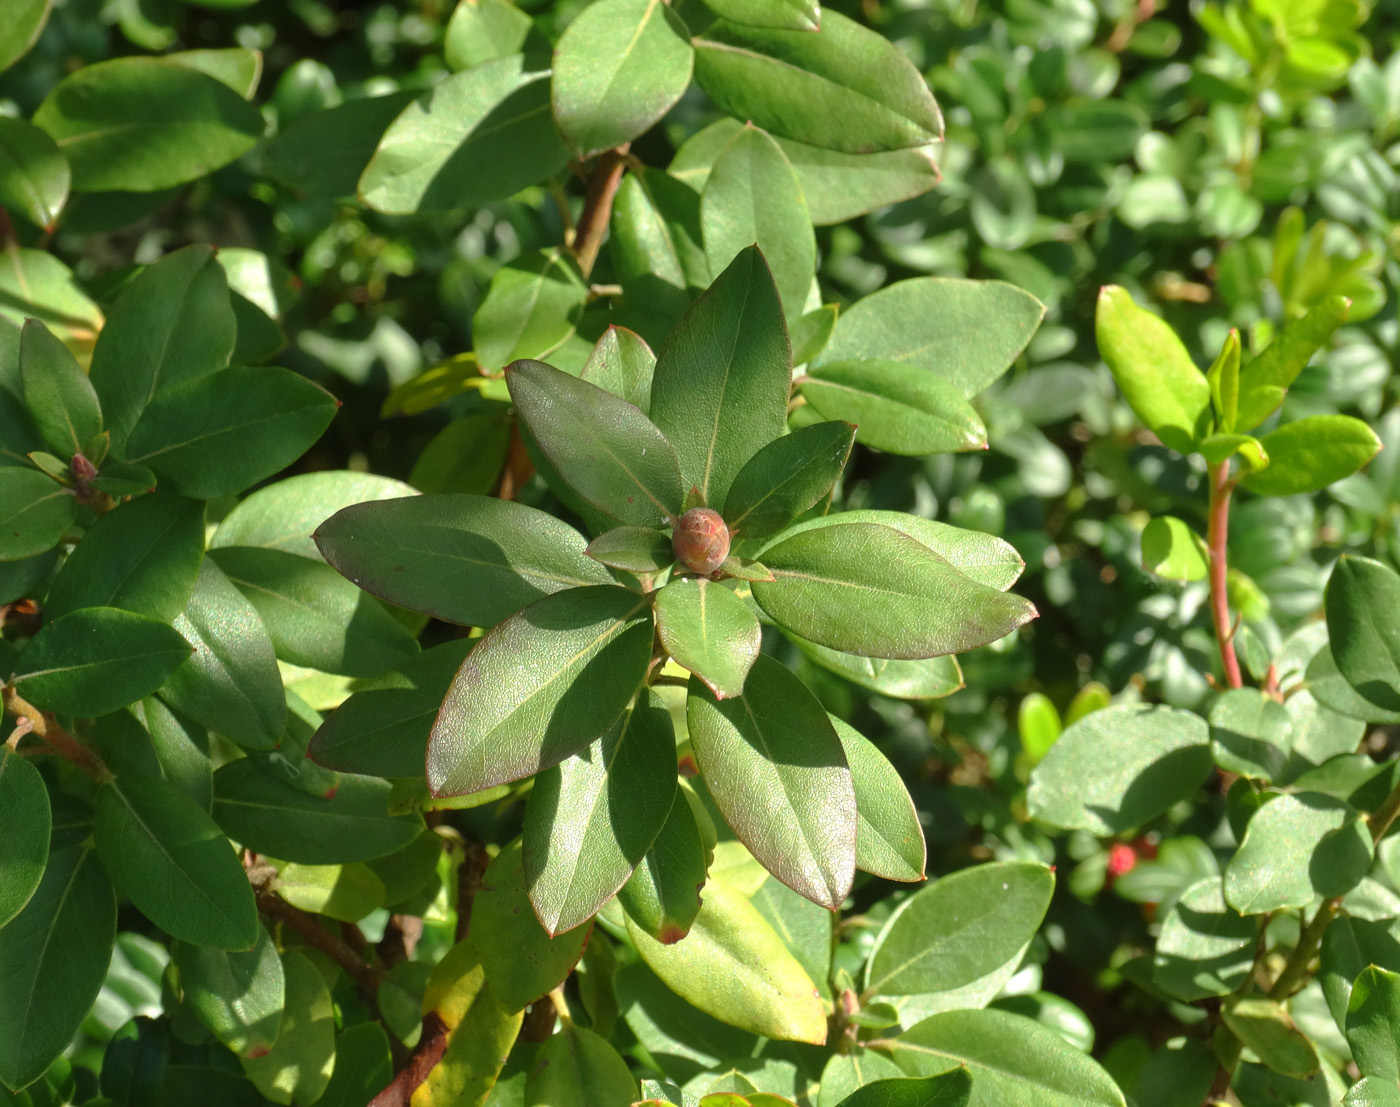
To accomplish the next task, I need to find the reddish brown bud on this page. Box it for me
[672,508,730,575]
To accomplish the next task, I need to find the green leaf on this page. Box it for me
[173,924,284,1057]
[552,0,693,159]
[92,459,156,496]
[15,606,191,716]
[0,468,73,561]
[795,637,963,700]
[358,55,569,214]
[1327,555,1400,713]
[0,247,102,347]
[0,117,68,230]
[158,558,286,751]
[581,325,657,412]
[802,360,987,455]
[32,58,264,192]
[168,46,263,97]
[212,760,424,863]
[656,579,761,699]
[1209,688,1293,782]
[650,246,791,508]
[507,358,684,526]
[427,585,654,797]
[1225,791,1373,914]
[627,878,827,1043]
[315,493,611,628]
[1236,295,1350,430]
[1322,916,1400,1032]
[834,1072,973,1107]
[0,0,51,74]
[95,776,257,949]
[702,125,815,319]
[19,319,100,460]
[524,1023,639,1106]
[1222,996,1319,1080]
[1242,415,1381,497]
[209,547,418,677]
[474,250,589,373]
[1140,516,1208,583]
[618,781,714,942]
[445,0,543,71]
[0,847,115,1093]
[1017,693,1061,765]
[830,716,924,882]
[46,492,205,622]
[125,365,337,500]
[818,1053,908,1107]
[698,0,818,30]
[692,13,941,155]
[818,278,1043,398]
[1347,965,1400,1082]
[790,303,838,365]
[751,874,832,1002]
[865,861,1053,1010]
[890,1008,1126,1107]
[586,525,675,573]
[1027,704,1212,835]
[1094,285,1211,454]
[274,862,385,922]
[1198,432,1267,469]
[316,1023,393,1107]
[242,951,335,1106]
[1206,329,1240,434]
[262,91,417,200]
[1152,877,1258,1002]
[722,421,853,540]
[0,748,49,928]
[87,244,235,455]
[523,695,677,936]
[752,522,1035,659]
[687,654,854,907]
[475,840,591,1011]
[609,169,708,345]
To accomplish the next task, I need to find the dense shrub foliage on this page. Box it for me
[1,1,1398,1106]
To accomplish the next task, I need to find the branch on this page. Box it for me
[367,1013,449,1107]
[569,147,629,280]
[255,889,384,996]
[2,686,111,781]
[1267,897,1340,1001]
[1206,461,1243,690]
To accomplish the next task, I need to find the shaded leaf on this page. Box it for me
[656,578,761,699]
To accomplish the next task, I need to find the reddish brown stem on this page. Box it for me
[569,147,628,280]
[367,1012,449,1107]
[2,686,112,781]
[1207,461,1243,690]
[256,890,383,995]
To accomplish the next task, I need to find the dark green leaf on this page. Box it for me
[0,0,51,74]
[834,1072,973,1107]
[427,585,654,797]
[656,578,761,699]
[1225,791,1373,913]
[524,1023,639,1105]
[1236,295,1350,430]
[173,924,284,1057]
[507,358,684,526]
[581,324,657,412]
[1209,688,1292,782]
[315,1023,393,1107]
[586,525,675,573]
[1242,415,1382,497]
[722,421,854,539]
[19,319,100,459]
[0,468,73,561]
[802,360,986,454]
[1326,555,1400,713]
[474,250,589,372]
[699,0,817,30]
[0,747,49,928]
[688,654,855,907]
[262,92,417,200]
[1347,965,1400,1082]
[242,951,335,1106]
[831,716,924,881]
[0,117,67,230]
[618,782,714,942]
[1322,916,1400,1032]
[1152,878,1258,1002]
[1222,996,1318,1080]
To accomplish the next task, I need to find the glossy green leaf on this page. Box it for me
[1094,285,1210,454]
[359,56,569,214]
[865,861,1052,1010]
[818,278,1042,398]
[753,522,1035,659]
[790,303,838,364]
[687,653,854,907]
[158,558,286,751]
[1242,415,1381,496]
[46,492,204,622]
[722,421,853,539]
[650,246,790,508]
[262,91,417,200]
[525,1023,639,1106]
[475,840,591,1011]
[1347,966,1400,1082]
[1322,916,1400,1033]
[750,874,832,1005]
[173,923,284,1057]
[242,951,335,1106]
[0,247,102,346]
[830,716,924,882]
[1327,555,1400,714]
[169,46,263,97]
[692,13,941,154]
[698,0,818,29]
[125,365,337,500]
[890,1008,1126,1107]
[19,319,100,461]
[1206,329,1240,434]
[523,695,677,935]
[1225,791,1373,914]
[817,1053,908,1107]
[618,782,714,942]
[209,546,417,677]
[0,0,50,74]
[87,244,235,454]
[627,878,827,1043]
[834,1072,973,1107]
[212,760,424,863]
[656,578,761,699]
[427,585,653,796]
[0,748,49,928]
[507,358,684,526]
[0,118,67,231]
[315,492,610,628]
[581,325,657,412]
[1222,996,1318,1080]
[1209,688,1293,782]
[274,862,385,922]
[609,168,708,345]
[315,1023,393,1107]
[1027,704,1212,835]
[0,468,73,560]
[444,0,542,71]
[1236,295,1350,430]
[1140,516,1208,583]
[794,637,963,700]
[32,58,264,192]
[702,125,814,319]
[802,360,987,454]
[1199,432,1267,469]
[0,847,115,1093]
[15,606,191,716]
[474,250,589,372]
[1152,877,1257,1002]
[586,525,675,573]
[552,0,693,159]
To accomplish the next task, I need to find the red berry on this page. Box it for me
[673,508,730,575]
[1106,843,1137,878]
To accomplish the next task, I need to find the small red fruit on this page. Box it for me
[673,508,730,575]
[1106,842,1137,878]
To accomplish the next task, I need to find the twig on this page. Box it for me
[569,146,629,280]
[1206,461,1243,690]
[1267,897,1340,1001]
[367,1013,449,1107]
[1,686,111,781]
[255,889,383,995]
